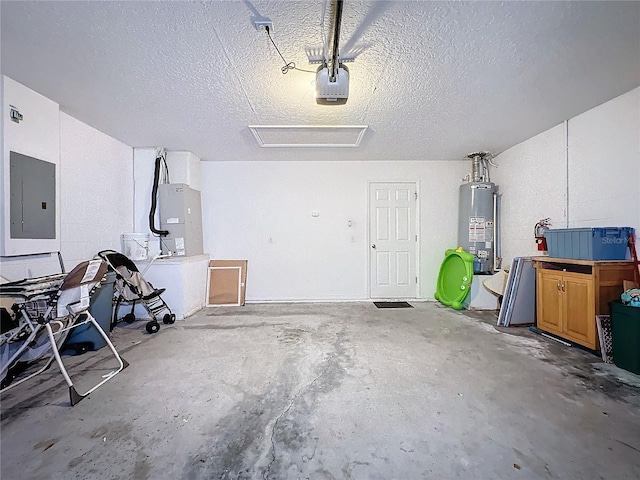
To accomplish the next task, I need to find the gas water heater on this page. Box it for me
[457,152,500,274]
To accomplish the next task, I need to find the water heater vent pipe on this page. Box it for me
[467,151,493,183]
[472,153,481,182]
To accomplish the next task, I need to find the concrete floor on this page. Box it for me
[1,302,639,479]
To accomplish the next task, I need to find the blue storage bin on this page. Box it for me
[544,227,634,261]
[65,272,115,351]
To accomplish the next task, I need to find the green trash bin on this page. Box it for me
[611,300,640,375]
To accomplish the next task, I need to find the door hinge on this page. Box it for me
[414,191,418,200]
[416,276,418,284]
[415,234,418,241]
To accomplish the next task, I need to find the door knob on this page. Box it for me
[371,244,376,249]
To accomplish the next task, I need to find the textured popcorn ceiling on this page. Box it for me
[1,1,638,161]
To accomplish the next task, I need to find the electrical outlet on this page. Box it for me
[254,20,272,32]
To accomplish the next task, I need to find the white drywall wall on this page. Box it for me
[491,124,568,266]
[1,75,61,257]
[567,88,639,229]
[201,160,469,302]
[1,108,133,280]
[493,87,640,266]
[5,80,635,303]
[132,147,159,254]
[58,113,134,268]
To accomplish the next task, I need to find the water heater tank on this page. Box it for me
[458,181,498,274]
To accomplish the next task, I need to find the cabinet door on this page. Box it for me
[537,270,563,335]
[563,275,595,348]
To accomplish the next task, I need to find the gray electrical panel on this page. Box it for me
[10,151,56,239]
[158,183,203,256]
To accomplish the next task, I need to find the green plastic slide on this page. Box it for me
[434,247,474,310]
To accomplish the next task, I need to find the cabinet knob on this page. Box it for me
[557,281,562,291]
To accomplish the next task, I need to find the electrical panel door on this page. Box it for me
[9,151,56,239]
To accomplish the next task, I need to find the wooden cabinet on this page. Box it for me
[533,257,634,349]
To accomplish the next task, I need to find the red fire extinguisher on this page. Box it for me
[535,218,551,251]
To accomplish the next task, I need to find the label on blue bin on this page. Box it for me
[602,236,626,245]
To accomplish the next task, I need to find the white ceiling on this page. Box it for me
[1,1,639,162]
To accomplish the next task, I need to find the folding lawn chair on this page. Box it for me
[0,259,128,405]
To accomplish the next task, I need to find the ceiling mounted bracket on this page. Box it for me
[253,20,272,32]
[316,0,349,105]
[307,46,355,64]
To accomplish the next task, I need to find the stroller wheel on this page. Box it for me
[123,313,136,324]
[163,314,176,325]
[146,321,160,334]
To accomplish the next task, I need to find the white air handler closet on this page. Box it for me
[132,149,209,319]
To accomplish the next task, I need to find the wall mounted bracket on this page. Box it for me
[9,105,23,123]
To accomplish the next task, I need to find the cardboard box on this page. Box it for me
[207,260,247,306]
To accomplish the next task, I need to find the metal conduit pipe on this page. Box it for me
[329,0,344,81]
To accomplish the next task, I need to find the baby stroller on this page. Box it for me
[97,250,175,334]
[0,259,128,406]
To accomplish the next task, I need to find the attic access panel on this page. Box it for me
[10,151,56,239]
[249,125,368,148]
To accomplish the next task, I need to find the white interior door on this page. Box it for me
[369,182,417,299]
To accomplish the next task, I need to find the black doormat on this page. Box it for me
[373,301,413,309]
